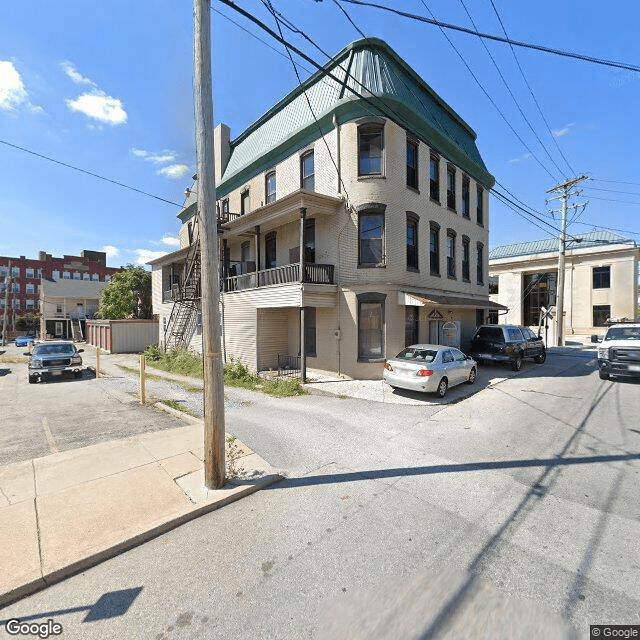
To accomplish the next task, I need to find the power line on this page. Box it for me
[336,0,640,74]
[259,0,352,203]
[0,139,184,208]
[569,220,640,237]
[221,0,561,239]
[585,195,640,206]
[415,0,558,180]
[585,185,640,196]
[487,0,576,175]
[457,0,567,178]
[590,178,640,188]
[491,190,558,239]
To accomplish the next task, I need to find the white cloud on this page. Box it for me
[132,148,177,164]
[135,249,168,264]
[66,91,127,125]
[60,61,96,87]
[101,245,120,258]
[552,123,575,137]
[508,152,532,164]
[161,235,180,247]
[157,164,189,179]
[0,60,28,111]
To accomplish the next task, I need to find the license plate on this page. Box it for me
[629,365,640,372]
[51,371,62,376]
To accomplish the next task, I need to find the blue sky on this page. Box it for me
[1,0,639,268]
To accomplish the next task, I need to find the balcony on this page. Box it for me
[224,262,334,292]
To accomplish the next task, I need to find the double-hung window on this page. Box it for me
[447,166,456,210]
[593,266,610,289]
[429,154,440,201]
[462,236,470,282]
[462,176,470,218]
[240,189,250,216]
[477,185,484,225]
[477,242,484,285]
[301,151,315,191]
[406,213,419,271]
[357,292,386,361]
[358,205,385,267]
[265,171,276,204]
[429,222,440,276]
[406,138,418,189]
[358,123,384,176]
[446,230,456,279]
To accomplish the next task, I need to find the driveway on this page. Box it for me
[1,347,638,638]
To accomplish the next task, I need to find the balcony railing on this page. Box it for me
[218,211,241,224]
[224,262,334,292]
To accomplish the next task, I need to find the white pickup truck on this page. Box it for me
[597,323,640,380]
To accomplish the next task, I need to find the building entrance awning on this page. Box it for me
[399,291,509,311]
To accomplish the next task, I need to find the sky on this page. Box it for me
[1,0,639,269]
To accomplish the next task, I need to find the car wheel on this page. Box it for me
[28,375,37,384]
[74,370,82,379]
[436,377,448,398]
[511,355,523,372]
[534,350,546,364]
[467,367,477,385]
[599,370,609,380]
[476,358,484,366]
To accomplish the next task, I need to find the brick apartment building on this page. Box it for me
[151,38,506,379]
[0,249,121,333]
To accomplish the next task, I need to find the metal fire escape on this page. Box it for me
[164,216,201,351]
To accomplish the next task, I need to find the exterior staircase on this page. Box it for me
[164,217,201,351]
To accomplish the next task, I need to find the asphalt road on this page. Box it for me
[1,349,639,639]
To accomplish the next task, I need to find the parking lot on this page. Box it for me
[0,342,190,467]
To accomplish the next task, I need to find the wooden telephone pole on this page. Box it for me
[194,0,226,489]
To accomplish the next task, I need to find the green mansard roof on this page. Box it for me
[215,37,494,199]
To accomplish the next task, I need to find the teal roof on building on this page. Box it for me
[215,38,494,199]
[489,231,636,260]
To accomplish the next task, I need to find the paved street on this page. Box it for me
[1,349,639,639]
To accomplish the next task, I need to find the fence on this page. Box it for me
[277,354,301,378]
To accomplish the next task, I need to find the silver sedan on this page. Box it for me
[382,344,477,398]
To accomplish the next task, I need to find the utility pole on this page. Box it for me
[546,175,588,346]
[194,0,226,489]
[1,261,12,346]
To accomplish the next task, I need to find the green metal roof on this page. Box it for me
[489,231,636,260]
[215,38,494,199]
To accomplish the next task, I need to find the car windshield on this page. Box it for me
[604,327,640,341]
[394,348,437,363]
[33,344,75,356]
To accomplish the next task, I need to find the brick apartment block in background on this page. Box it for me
[0,249,121,336]
[151,38,507,379]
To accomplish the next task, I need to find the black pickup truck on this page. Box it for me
[469,324,546,371]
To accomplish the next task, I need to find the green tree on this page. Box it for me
[97,265,152,319]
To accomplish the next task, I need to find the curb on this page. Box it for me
[0,473,282,608]
[154,401,202,423]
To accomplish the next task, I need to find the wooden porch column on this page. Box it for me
[299,207,306,283]
[300,306,306,383]
[254,225,261,271]
[222,238,228,292]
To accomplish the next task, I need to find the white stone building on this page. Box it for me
[489,231,639,343]
[150,38,505,379]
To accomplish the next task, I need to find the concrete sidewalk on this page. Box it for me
[0,421,281,607]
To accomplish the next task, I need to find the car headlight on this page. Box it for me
[30,358,43,368]
[597,347,609,359]
[71,355,82,365]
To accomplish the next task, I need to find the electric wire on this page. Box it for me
[457,0,567,178]
[487,0,576,175]
[415,0,557,180]
[259,0,352,204]
[220,0,563,238]
[0,139,184,208]
[336,0,640,74]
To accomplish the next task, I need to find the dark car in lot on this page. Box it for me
[469,325,546,371]
[27,341,84,383]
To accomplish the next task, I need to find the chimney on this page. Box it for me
[214,123,231,186]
